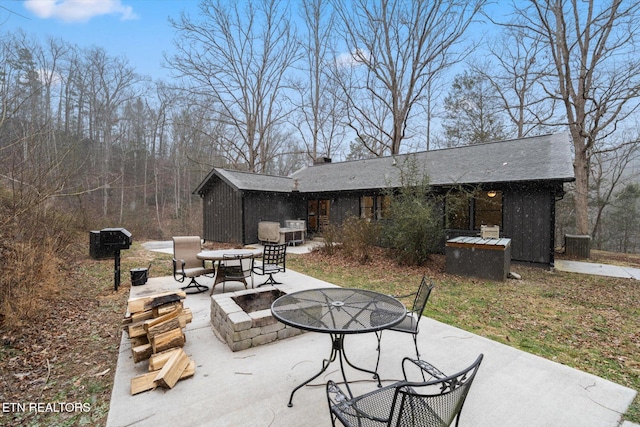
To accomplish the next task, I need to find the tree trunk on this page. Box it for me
[571,131,590,235]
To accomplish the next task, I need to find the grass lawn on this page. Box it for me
[287,247,640,424]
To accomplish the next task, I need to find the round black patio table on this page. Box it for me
[271,287,406,407]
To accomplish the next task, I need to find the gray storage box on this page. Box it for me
[446,236,511,281]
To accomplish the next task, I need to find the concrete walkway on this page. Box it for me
[555,259,640,280]
[105,243,637,427]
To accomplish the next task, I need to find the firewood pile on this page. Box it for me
[121,290,195,395]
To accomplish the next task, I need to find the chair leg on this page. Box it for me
[413,332,427,381]
[257,273,281,287]
[330,412,338,427]
[374,330,382,378]
[181,277,209,294]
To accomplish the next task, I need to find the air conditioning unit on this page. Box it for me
[481,225,500,239]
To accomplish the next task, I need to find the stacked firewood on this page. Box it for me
[122,290,195,395]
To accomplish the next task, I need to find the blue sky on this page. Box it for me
[1,0,504,82]
[1,0,200,80]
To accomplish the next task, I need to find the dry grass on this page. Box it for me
[0,239,64,328]
[0,241,158,426]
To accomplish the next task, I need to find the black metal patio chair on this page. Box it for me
[326,354,483,427]
[252,243,287,286]
[371,275,434,372]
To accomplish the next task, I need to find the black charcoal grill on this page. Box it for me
[90,228,132,291]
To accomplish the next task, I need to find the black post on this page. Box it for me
[114,250,121,291]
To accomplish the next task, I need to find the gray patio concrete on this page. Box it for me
[106,242,637,426]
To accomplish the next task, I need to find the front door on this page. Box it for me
[308,199,330,232]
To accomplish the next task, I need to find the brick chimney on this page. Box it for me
[313,157,332,165]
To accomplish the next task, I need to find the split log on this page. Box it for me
[127,321,148,339]
[154,348,191,389]
[148,348,181,372]
[132,343,153,363]
[178,308,193,328]
[127,290,186,314]
[126,303,190,343]
[150,328,185,354]
[144,309,181,340]
[130,360,195,395]
[130,336,149,348]
[153,301,183,317]
[131,309,155,323]
[145,317,181,341]
[150,294,185,309]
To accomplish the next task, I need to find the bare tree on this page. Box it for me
[602,182,640,253]
[292,0,346,163]
[168,0,300,172]
[0,33,96,233]
[590,137,640,248]
[83,47,141,216]
[502,0,640,235]
[472,27,554,138]
[332,0,485,155]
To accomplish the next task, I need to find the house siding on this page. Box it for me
[203,178,243,243]
[503,186,554,265]
[243,192,305,244]
[201,178,558,266]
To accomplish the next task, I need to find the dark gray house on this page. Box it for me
[194,133,575,267]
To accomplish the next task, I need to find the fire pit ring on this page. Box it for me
[210,286,303,351]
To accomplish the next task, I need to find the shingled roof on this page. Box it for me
[195,133,575,195]
[194,167,294,194]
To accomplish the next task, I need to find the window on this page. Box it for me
[446,190,502,230]
[474,191,502,229]
[376,195,390,219]
[446,192,470,229]
[360,196,374,219]
[360,195,390,220]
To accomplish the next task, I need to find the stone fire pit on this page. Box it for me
[210,285,302,351]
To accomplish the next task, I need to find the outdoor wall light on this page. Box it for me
[487,191,497,198]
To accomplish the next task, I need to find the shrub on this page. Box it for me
[0,187,79,329]
[382,156,444,266]
[383,194,443,265]
[318,222,340,256]
[340,216,381,264]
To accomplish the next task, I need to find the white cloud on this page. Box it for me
[335,48,370,68]
[24,0,138,23]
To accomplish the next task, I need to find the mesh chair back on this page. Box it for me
[262,243,287,271]
[221,254,253,279]
[172,236,202,269]
[391,354,483,427]
[411,276,434,318]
